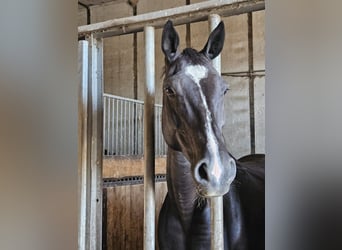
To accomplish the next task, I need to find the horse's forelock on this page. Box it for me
[163,48,210,77]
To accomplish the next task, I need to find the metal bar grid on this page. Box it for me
[103,94,166,157]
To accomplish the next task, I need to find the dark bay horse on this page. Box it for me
[158,20,265,250]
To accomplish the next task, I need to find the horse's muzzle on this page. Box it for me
[194,155,236,197]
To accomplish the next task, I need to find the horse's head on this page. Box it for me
[161,20,236,197]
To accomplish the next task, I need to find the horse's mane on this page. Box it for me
[181,48,209,65]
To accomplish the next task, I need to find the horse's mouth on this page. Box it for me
[196,183,231,197]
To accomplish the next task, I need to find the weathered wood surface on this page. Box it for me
[103,156,166,178]
[103,182,168,250]
[102,156,167,249]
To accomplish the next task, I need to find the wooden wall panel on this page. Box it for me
[104,182,168,250]
[103,156,166,178]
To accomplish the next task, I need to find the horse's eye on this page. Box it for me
[165,86,176,97]
[223,87,229,95]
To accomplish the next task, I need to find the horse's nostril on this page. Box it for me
[198,163,209,182]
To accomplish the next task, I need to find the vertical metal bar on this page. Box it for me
[78,40,89,250]
[156,108,158,156]
[153,106,158,155]
[137,104,140,155]
[130,101,133,155]
[103,97,106,155]
[138,103,140,155]
[158,107,160,156]
[89,35,103,250]
[209,14,224,250]
[125,101,129,155]
[144,25,155,250]
[185,0,191,48]
[103,97,112,155]
[247,12,256,154]
[124,100,126,155]
[124,101,127,154]
[135,103,138,155]
[131,103,134,155]
[109,98,112,155]
[133,6,138,100]
[159,107,161,156]
[106,97,108,155]
[140,104,143,154]
[103,97,105,155]
[158,107,162,156]
[140,104,143,155]
[120,100,123,155]
[157,108,159,156]
[111,99,114,155]
[115,99,118,155]
[128,102,131,155]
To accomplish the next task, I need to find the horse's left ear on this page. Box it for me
[162,20,180,63]
[200,21,225,60]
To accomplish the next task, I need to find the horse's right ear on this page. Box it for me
[200,21,225,60]
[162,20,179,63]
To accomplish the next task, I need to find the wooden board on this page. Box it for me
[103,182,168,250]
[103,156,166,178]
[102,156,168,249]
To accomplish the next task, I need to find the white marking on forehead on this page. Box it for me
[185,64,222,181]
[185,65,208,85]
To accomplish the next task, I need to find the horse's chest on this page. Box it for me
[187,205,212,249]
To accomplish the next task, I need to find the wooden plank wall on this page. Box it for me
[103,157,168,250]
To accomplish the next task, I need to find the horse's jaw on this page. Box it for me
[166,148,202,232]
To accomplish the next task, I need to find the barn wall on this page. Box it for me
[102,157,167,250]
[253,10,265,154]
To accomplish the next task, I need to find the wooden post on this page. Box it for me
[144,25,155,250]
[209,14,224,250]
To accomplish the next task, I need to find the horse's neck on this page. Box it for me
[166,148,204,231]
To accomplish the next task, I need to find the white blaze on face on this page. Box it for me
[184,65,222,181]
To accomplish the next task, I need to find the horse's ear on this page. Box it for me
[162,20,179,63]
[200,21,225,60]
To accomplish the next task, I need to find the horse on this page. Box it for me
[157,20,265,250]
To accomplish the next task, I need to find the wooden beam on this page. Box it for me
[78,0,265,38]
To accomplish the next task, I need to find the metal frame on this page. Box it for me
[78,40,89,250]
[143,25,156,250]
[78,1,265,249]
[78,0,264,38]
[78,36,104,250]
[209,14,224,250]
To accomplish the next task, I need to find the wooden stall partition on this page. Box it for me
[102,156,167,250]
[103,182,168,250]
